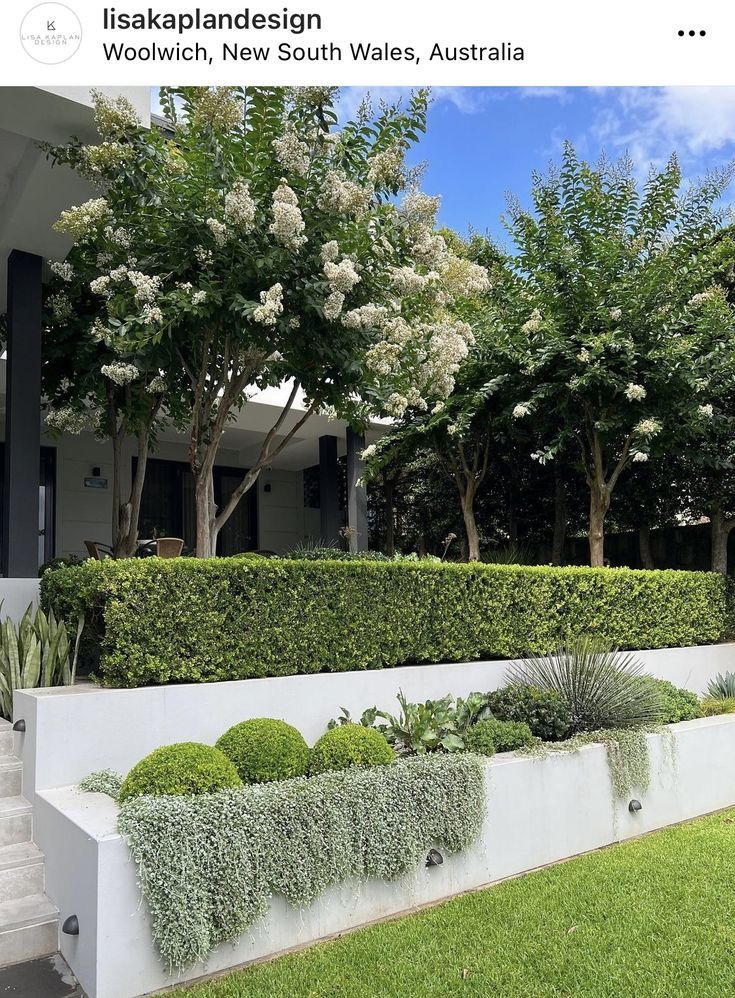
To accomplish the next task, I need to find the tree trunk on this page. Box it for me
[639,524,655,570]
[111,425,154,559]
[588,482,609,568]
[551,469,567,566]
[383,475,395,557]
[710,507,734,574]
[461,484,480,562]
[194,469,216,558]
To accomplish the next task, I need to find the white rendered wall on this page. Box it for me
[49,431,306,558]
[33,714,735,998]
[14,643,735,801]
[0,579,40,620]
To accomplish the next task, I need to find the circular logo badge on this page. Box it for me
[20,3,82,64]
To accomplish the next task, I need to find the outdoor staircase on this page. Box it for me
[0,718,60,968]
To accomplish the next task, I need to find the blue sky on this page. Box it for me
[154,87,735,245]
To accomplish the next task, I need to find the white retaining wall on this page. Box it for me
[13,642,735,801]
[31,714,735,998]
[0,578,40,621]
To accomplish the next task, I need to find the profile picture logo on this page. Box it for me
[20,3,82,64]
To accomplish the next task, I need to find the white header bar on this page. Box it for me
[0,0,733,87]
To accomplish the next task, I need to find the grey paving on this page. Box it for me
[0,954,82,997]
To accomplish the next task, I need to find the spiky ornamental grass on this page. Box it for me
[507,637,663,733]
[117,753,486,971]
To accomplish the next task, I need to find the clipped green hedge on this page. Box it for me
[41,557,734,689]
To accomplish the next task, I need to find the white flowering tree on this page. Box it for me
[46,87,487,557]
[42,255,183,558]
[362,235,516,561]
[502,144,735,566]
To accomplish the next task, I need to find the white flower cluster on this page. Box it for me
[46,406,96,435]
[367,144,404,187]
[625,383,646,402]
[610,307,622,322]
[48,292,72,323]
[632,451,649,463]
[319,171,372,216]
[54,198,110,241]
[80,142,132,179]
[104,226,132,250]
[146,375,166,394]
[688,289,718,308]
[273,127,311,176]
[513,404,531,419]
[101,362,140,386]
[253,283,284,326]
[190,87,242,131]
[698,404,714,418]
[91,90,141,139]
[416,319,474,400]
[206,218,228,247]
[435,255,490,302]
[635,418,662,437]
[389,266,429,296]
[341,304,390,330]
[521,309,543,335]
[324,258,361,294]
[223,180,256,230]
[323,292,344,320]
[577,348,591,363]
[360,443,378,461]
[192,290,207,305]
[127,270,162,305]
[320,241,340,263]
[412,230,447,268]
[401,190,441,227]
[50,261,74,283]
[195,245,213,265]
[141,305,164,325]
[269,182,307,250]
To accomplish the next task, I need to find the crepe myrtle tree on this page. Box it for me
[46,87,488,557]
[42,259,184,559]
[674,271,735,573]
[502,143,735,567]
[362,236,518,561]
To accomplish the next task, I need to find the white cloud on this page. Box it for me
[589,87,735,173]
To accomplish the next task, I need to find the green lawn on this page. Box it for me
[173,808,735,997]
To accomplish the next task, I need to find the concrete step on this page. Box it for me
[0,799,32,849]
[0,895,59,968]
[0,722,13,758]
[0,843,44,902]
[0,759,22,798]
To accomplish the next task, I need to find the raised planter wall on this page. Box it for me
[32,714,735,998]
[0,578,40,621]
[13,642,735,801]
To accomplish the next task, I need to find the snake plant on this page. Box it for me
[0,602,84,720]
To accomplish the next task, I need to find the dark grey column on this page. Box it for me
[346,427,368,553]
[319,434,340,546]
[2,250,43,578]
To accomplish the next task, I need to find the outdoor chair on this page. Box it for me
[155,537,184,558]
[84,540,114,560]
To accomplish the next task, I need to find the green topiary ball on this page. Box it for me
[216,718,310,784]
[118,742,242,803]
[466,718,534,754]
[309,723,395,775]
[462,723,496,757]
